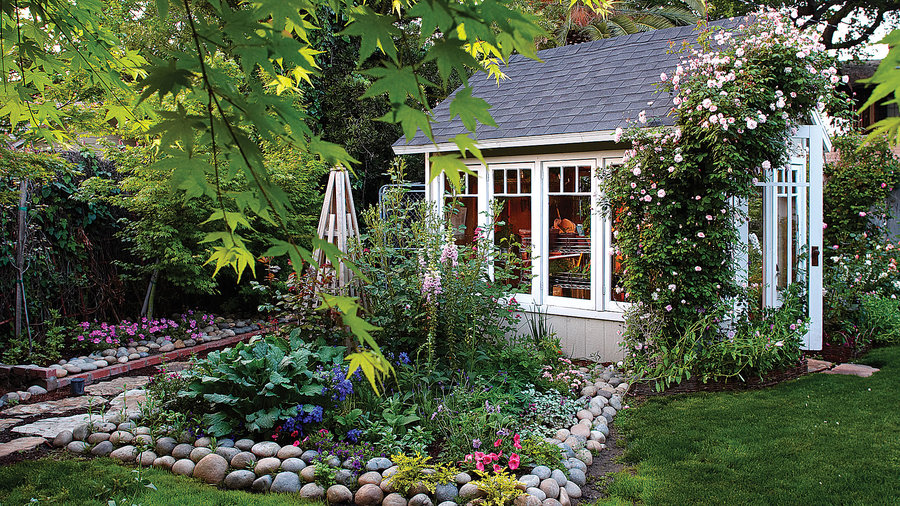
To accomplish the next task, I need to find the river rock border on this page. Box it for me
[53,365,629,506]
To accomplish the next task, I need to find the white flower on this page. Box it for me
[761,160,771,170]
[746,118,758,130]
[668,284,676,291]
[674,154,683,163]
[633,167,642,176]
[657,189,666,198]
[660,72,668,81]
[638,110,647,123]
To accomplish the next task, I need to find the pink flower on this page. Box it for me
[292,440,300,446]
[493,464,503,473]
[665,305,673,312]
[513,434,521,450]
[859,211,867,217]
[508,453,520,470]
[494,438,502,447]
[476,461,485,471]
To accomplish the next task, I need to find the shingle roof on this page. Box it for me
[394,18,746,151]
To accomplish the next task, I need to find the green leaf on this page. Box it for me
[448,86,496,132]
[136,60,194,103]
[341,6,400,63]
[381,104,433,143]
[450,133,485,165]
[155,0,169,20]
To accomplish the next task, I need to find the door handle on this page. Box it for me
[811,246,820,267]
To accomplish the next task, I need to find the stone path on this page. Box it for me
[807,358,880,377]
[0,436,47,459]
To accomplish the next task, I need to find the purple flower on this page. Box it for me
[472,439,481,449]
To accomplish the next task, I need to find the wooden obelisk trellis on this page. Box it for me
[313,167,361,295]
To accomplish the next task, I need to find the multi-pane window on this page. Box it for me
[493,167,532,292]
[547,164,592,300]
[444,171,479,245]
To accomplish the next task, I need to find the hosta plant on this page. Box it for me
[183,331,346,436]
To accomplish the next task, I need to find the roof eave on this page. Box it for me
[392,130,620,155]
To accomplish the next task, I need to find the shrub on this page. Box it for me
[385,453,457,496]
[183,331,347,436]
[471,470,521,506]
[860,294,900,346]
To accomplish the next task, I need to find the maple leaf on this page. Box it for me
[448,86,496,132]
[341,5,400,63]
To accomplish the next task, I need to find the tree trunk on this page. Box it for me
[140,269,159,318]
[14,179,27,341]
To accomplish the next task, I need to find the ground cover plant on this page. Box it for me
[602,345,900,504]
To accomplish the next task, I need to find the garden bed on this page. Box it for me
[0,317,277,395]
[628,358,808,396]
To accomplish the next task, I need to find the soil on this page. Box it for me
[579,424,625,503]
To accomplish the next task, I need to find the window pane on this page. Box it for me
[563,166,576,193]
[610,204,626,302]
[549,167,561,193]
[467,173,478,194]
[521,169,531,193]
[496,195,532,292]
[578,166,591,193]
[507,169,518,194]
[549,194,591,300]
[494,169,504,193]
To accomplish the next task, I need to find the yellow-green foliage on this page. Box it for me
[387,453,458,496]
[472,470,521,506]
[519,436,564,469]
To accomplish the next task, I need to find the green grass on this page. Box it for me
[598,346,900,505]
[0,456,322,505]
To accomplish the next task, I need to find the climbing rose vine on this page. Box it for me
[600,11,850,335]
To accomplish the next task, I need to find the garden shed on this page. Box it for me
[393,19,828,361]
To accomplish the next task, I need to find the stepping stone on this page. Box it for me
[0,418,21,431]
[2,396,107,417]
[107,389,146,417]
[807,358,833,373]
[11,413,96,438]
[824,363,880,377]
[0,437,47,458]
[85,376,150,396]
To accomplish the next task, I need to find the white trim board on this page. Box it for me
[393,130,619,155]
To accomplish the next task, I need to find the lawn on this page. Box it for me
[600,346,900,505]
[0,455,318,505]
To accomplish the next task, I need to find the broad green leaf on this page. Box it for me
[448,86,496,132]
[341,6,400,63]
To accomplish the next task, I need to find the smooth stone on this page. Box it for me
[532,466,551,480]
[580,385,597,397]
[251,441,280,458]
[155,437,177,455]
[519,475,540,489]
[595,389,613,399]
[589,431,606,443]
[559,488,570,506]
[609,395,623,410]
[438,502,457,506]
[234,438,255,451]
[215,446,240,461]
[271,471,302,493]
[134,426,151,436]
[383,466,399,479]
[172,459,196,476]
[564,482,582,499]
[333,469,355,487]
[300,465,317,482]
[609,377,622,387]
[565,458,587,472]
[137,450,157,466]
[90,440,114,456]
[455,472,472,485]
[301,450,319,462]
[299,482,325,499]
[193,453,228,484]
[158,343,175,352]
[72,423,90,441]
[110,431,134,445]
[277,444,304,459]
[190,447,213,463]
[567,468,585,487]
[409,493,434,506]
[542,499,563,506]
[282,457,306,472]
[459,482,485,500]
[576,449,593,466]
[224,469,257,489]
[575,409,593,421]
[117,421,136,432]
[550,469,567,487]
[358,471,383,486]
[218,438,234,448]
[366,457,393,471]
[110,445,137,462]
[53,430,73,447]
[527,488,546,501]
[327,484,353,503]
[601,406,617,422]
[435,483,458,503]
[554,429,570,442]
[586,440,603,453]
[255,457,282,475]
[383,493,408,506]
[356,483,385,505]
[569,424,590,439]
[67,441,89,454]
[27,385,47,396]
[539,479,559,499]
[153,455,176,470]
[194,436,212,448]
[252,474,273,492]
[171,443,193,460]
[231,451,258,469]
[516,494,542,506]
[97,422,117,433]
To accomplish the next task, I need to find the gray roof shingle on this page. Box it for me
[393,18,746,150]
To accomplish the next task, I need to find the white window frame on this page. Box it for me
[487,162,538,306]
[602,157,632,312]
